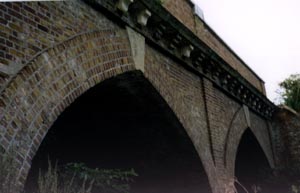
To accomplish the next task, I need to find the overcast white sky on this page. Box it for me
[192,0,300,103]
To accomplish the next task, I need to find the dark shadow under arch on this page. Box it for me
[24,71,211,193]
[235,129,274,193]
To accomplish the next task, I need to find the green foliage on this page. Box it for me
[279,74,300,112]
[291,184,300,193]
[65,163,138,193]
[36,160,93,193]
[35,161,137,193]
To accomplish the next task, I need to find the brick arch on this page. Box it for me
[224,106,275,176]
[0,29,136,186]
[143,46,219,193]
[0,28,214,191]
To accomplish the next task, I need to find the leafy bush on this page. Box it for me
[34,161,137,193]
[278,74,300,112]
[36,161,93,193]
[1,145,137,193]
[65,163,138,193]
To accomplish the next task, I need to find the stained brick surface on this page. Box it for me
[0,1,276,193]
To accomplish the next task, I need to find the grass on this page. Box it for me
[30,161,137,193]
[36,161,94,193]
[0,146,137,193]
[1,146,300,193]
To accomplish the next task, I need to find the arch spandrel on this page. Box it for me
[224,106,275,176]
[0,29,135,184]
[143,45,218,192]
[0,28,215,192]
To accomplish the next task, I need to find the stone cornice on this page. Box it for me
[83,0,277,120]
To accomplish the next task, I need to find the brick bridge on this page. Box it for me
[0,0,296,193]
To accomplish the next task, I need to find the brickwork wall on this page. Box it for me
[223,106,248,176]
[0,28,135,185]
[224,107,275,175]
[0,1,276,193]
[162,0,266,94]
[144,45,220,192]
[143,44,274,192]
[0,1,135,185]
[190,73,273,187]
[272,107,300,169]
[271,112,286,167]
[163,0,195,32]
[249,111,275,167]
[0,1,116,90]
[202,79,241,171]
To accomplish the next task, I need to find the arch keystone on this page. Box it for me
[126,27,145,72]
[243,105,251,128]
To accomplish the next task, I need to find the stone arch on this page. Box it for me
[144,46,218,192]
[0,29,136,186]
[224,105,275,176]
[24,70,212,193]
[0,28,213,191]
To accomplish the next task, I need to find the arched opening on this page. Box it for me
[235,129,274,193]
[24,71,211,193]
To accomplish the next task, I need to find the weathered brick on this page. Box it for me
[37,24,48,32]
[8,8,22,19]
[163,0,265,94]
[0,17,7,25]
[23,4,35,14]
[0,1,278,193]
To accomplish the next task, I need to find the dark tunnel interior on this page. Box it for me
[235,129,274,193]
[24,71,211,193]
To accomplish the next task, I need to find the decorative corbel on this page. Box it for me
[221,74,230,86]
[212,64,221,80]
[153,24,166,40]
[181,45,194,58]
[242,89,249,101]
[248,94,254,106]
[228,79,237,93]
[169,35,182,50]
[116,0,134,13]
[237,85,244,96]
[137,9,152,26]
[193,55,204,68]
